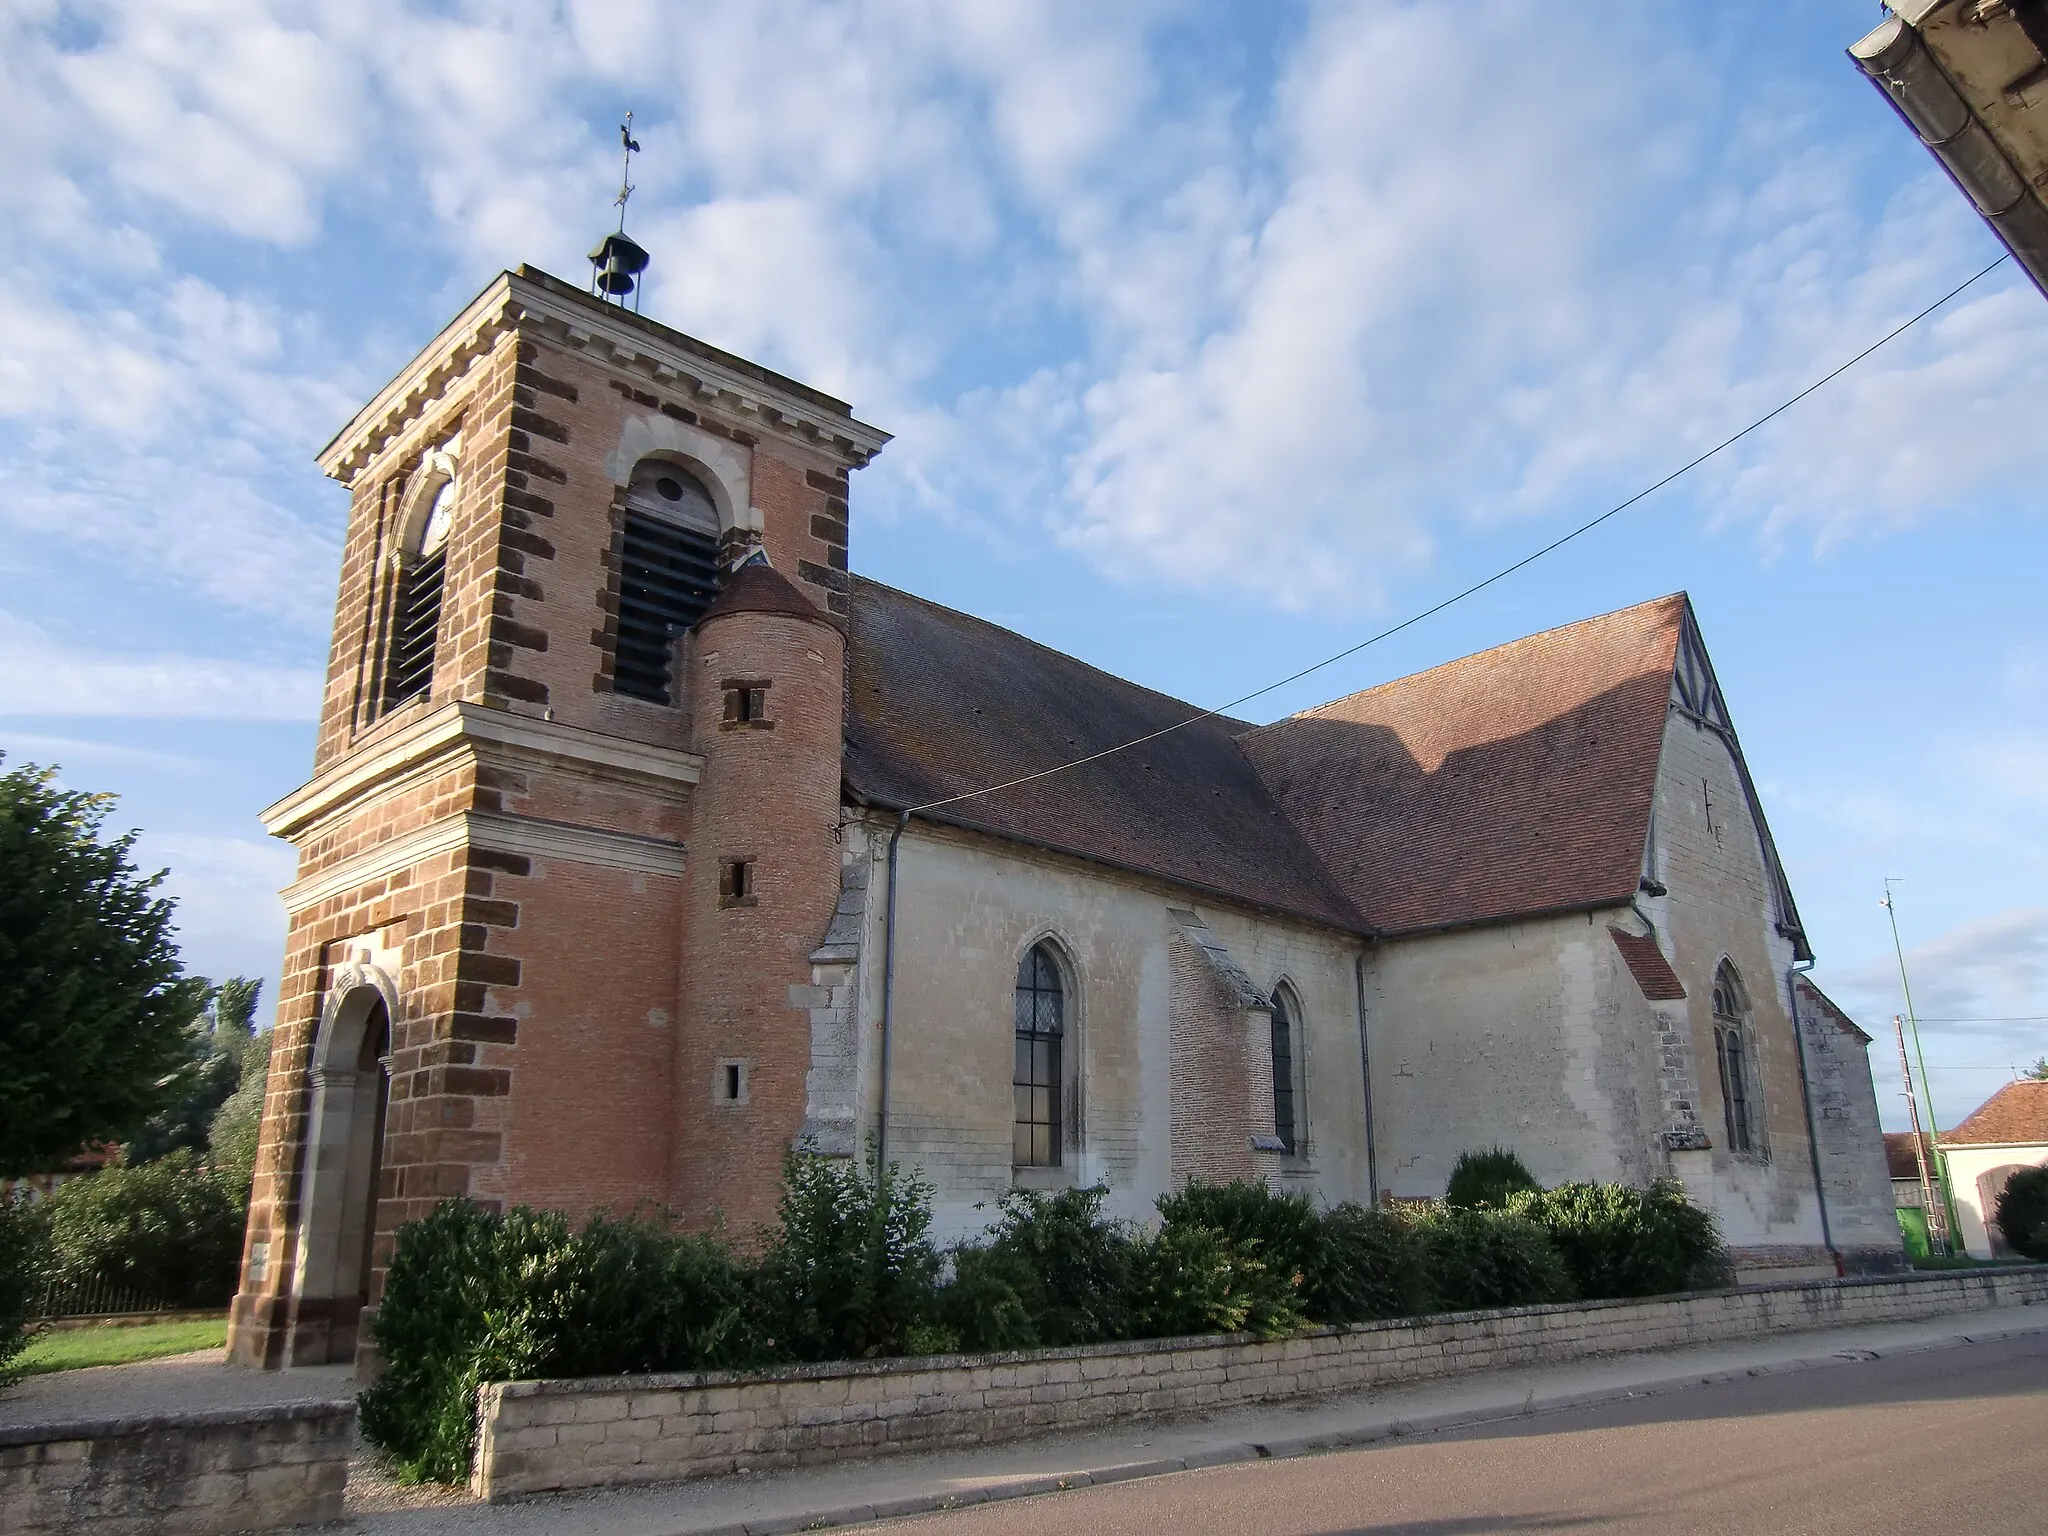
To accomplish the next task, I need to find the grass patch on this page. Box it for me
[17,1318,227,1375]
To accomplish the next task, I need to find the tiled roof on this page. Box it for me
[1238,596,1687,935]
[1884,1131,1937,1181]
[1610,928,1686,1001]
[1943,1080,2048,1148]
[842,577,1362,930]
[700,560,832,625]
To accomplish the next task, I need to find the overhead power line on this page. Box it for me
[909,252,2013,817]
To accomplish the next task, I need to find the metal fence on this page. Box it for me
[31,1274,179,1320]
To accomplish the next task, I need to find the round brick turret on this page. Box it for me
[670,561,846,1232]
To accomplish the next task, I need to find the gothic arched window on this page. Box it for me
[1271,984,1301,1156]
[1712,963,1763,1156]
[387,474,456,708]
[1013,942,1066,1168]
[615,459,722,704]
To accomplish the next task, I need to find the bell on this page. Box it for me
[588,233,651,298]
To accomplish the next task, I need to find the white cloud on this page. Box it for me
[0,612,322,721]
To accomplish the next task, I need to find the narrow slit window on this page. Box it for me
[387,478,455,707]
[719,858,755,907]
[1013,942,1065,1167]
[722,682,770,727]
[615,462,721,704]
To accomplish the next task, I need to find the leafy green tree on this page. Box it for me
[0,758,207,1175]
[126,977,265,1168]
[208,1009,274,1196]
[2023,1057,2048,1083]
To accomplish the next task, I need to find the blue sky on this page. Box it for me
[1,0,2042,1135]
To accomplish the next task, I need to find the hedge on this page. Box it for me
[361,1162,1728,1483]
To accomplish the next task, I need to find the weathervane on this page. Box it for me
[589,110,651,311]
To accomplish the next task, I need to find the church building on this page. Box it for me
[228,262,1900,1371]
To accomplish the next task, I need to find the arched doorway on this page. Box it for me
[288,983,391,1366]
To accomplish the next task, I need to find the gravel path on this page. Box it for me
[0,1349,353,1428]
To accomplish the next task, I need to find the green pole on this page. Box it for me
[1884,884,1962,1253]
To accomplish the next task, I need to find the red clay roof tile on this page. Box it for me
[1611,928,1687,1001]
[1943,1080,2048,1147]
[1239,596,1687,934]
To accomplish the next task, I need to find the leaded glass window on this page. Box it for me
[1013,942,1064,1168]
[1712,964,1761,1155]
[1271,988,1298,1155]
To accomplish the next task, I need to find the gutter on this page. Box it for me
[1851,13,2048,301]
[874,809,910,1180]
[1354,945,1381,1205]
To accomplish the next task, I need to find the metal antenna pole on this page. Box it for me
[1883,882,1960,1251]
[1893,1012,1944,1253]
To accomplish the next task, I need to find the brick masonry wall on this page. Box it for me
[671,602,846,1235]
[0,1403,352,1536]
[475,1267,2048,1501]
[1167,931,1261,1187]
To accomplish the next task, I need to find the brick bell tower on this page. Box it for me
[227,254,889,1369]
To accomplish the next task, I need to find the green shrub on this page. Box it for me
[1157,1179,1320,1288]
[760,1154,941,1362]
[1510,1178,1727,1298]
[1128,1222,1305,1340]
[1407,1204,1574,1311]
[986,1187,1134,1345]
[38,1152,243,1308]
[1444,1148,1540,1209]
[931,1244,1040,1354]
[1310,1202,1430,1322]
[1994,1166,2048,1261]
[360,1201,766,1484]
[0,1195,48,1393]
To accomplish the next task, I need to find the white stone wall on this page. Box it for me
[858,819,1369,1240]
[1363,913,1669,1198]
[1793,987,1904,1268]
[1639,708,1828,1260]
[0,1403,352,1536]
[472,1266,2048,1501]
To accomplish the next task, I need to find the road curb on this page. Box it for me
[647,1316,2048,1534]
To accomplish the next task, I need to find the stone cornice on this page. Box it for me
[280,810,688,913]
[317,274,520,485]
[317,267,892,486]
[261,701,702,843]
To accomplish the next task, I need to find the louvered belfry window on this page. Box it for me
[615,461,722,704]
[387,478,455,708]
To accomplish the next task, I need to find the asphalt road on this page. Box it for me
[877,1332,2048,1536]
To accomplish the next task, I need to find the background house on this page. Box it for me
[1939,1080,2048,1257]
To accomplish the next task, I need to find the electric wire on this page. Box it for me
[907,252,2013,816]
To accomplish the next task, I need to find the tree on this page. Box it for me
[2023,1057,2048,1083]
[126,977,265,1167]
[208,987,274,1196]
[0,756,207,1176]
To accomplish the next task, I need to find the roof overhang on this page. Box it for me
[1851,1,2048,301]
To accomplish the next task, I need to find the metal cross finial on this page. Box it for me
[615,110,641,232]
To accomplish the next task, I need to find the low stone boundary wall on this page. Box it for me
[475,1266,2048,1501]
[0,1401,353,1535]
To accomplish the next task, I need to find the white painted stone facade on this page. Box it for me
[810,690,1896,1278]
